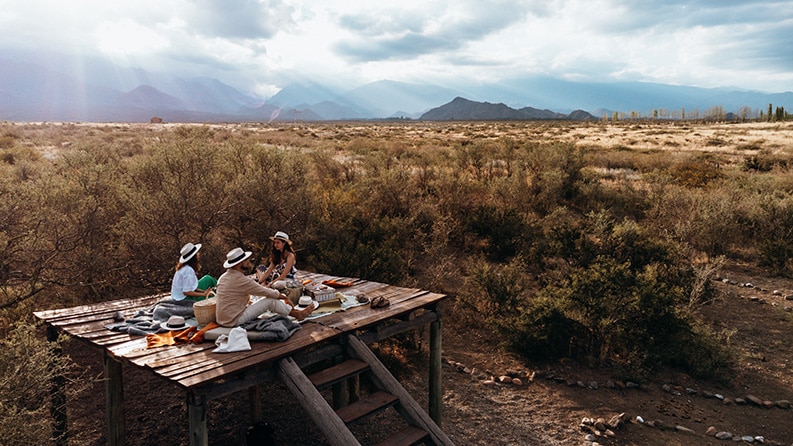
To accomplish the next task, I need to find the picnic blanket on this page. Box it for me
[104,296,197,335]
[303,292,368,320]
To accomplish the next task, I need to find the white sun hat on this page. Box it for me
[179,242,202,263]
[223,247,252,268]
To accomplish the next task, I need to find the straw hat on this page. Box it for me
[179,242,202,263]
[296,295,318,310]
[161,315,188,330]
[223,247,252,268]
[269,231,292,245]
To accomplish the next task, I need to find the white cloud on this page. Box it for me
[0,0,791,93]
[96,19,174,57]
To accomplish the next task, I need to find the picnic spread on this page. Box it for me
[102,275,381,349]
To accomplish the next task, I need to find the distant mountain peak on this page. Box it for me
[118,85,184,109]
[421,97,594,121]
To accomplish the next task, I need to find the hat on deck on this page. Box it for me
[161,315,188,330]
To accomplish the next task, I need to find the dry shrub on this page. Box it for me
[669,161,723,187]
[0,323,94,446]
[647,184,744,257]
[742,149,793,172]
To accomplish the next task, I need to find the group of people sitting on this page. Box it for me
[170,231,315,328]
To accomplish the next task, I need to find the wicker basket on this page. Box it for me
[193,297,217,326]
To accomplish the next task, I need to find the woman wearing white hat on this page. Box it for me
[256,231,297,288]
[215,247,314,327]
[170,242,216,301]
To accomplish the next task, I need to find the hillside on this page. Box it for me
[420,96,595,120]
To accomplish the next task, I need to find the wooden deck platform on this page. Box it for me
[34,271,450,446]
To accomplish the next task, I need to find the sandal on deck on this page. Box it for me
[370,296,390,308]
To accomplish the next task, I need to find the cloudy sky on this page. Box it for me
[2,0,792,98]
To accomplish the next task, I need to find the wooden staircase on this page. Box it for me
[276,335,454,446]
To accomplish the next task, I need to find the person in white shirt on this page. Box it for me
[170,242,216,301]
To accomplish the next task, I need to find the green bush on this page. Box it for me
[516,141,584,216]
[457,256,529,320]
[465,205,533,262]
[752,192,793,276]
[489,212,730,380]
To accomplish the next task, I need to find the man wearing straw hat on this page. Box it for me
[215,247,314,328]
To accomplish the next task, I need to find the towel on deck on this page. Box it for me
[145,322,220,348]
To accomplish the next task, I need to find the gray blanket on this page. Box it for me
[240,315,302,341]
[104,297,197,336]
[136,296,196,322]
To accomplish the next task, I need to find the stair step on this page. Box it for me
[336,390,399,424]
[308,359,369,390]
[375,425,431,446]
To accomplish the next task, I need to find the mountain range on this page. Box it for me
[1,54,791,123]
[419,97,594,121]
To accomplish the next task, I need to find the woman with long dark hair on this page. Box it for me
[256,231,297,288]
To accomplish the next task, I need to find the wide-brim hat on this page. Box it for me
[224,247,252,268]
[179,242,202,263]
[296,300,319,310]
[269,231,292,245]
[161,315,188,331]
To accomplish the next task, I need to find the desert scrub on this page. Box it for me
[667,155,723,188]
[456,255,531,322]
[494,211,730,380]
[645,183,746,257]
[0,322,92,446]
[742,149,793,172]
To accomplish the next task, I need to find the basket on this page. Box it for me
[306,284,336,302]
[193,297,217,326]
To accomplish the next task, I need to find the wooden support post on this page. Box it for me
[349,373,360,404]
[429,313,442,426]
[47,325,68,446]
[249,385,263,423]
[331,355,348,409]
[188,392,208,446]
[103,350,125,446]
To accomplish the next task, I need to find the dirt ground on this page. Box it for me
[60,259,793,446]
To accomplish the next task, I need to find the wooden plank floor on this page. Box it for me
[34,271,446,392]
